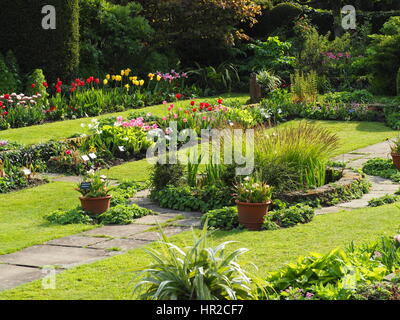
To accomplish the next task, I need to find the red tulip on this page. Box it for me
[217,98,223,104]
[31,83,35,88]
[4,94,10,100]
[192,108,197,112]
[207,107,213,112]
[56,87,61,93]
[95,78,100,84]
[190,101,195,106]
[175,93,182,99]
[42,82,48,88]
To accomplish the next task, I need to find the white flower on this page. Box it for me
[80,123,86,128]
[244,176,250,181]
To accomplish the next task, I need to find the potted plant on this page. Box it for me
[391,137,400,170]
[76,173,112,214]
[234,177,273,231]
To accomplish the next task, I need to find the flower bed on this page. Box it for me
[0,68,196,131]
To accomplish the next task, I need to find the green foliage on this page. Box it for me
[322,90,374,104]
[76,173,112,198]
[353,282,400,300]
[264,236,400,300]
[256,70,281,93]
[201,207,239,231]
[368,194,400,207]
[45,208,93,225]
[363,158,400,183]
[150,161,185,193]
[98,204,153,225]
[255,122,339,191]
[245,37,295,76]
[0,0,80,83]
[134,223,257,300]
[152,185,232,213]
[367,16,400,95]
[397,67,400,96]
[79,0,153,75]
[264,204,314,229]
[0,53,18,94]
[290,70,318,103]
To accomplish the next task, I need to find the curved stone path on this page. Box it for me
[0,141,399,292]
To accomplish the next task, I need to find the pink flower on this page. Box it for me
[162,116,167,121]
[183,118,188,123]
[65,150,73,155]
[163,100,168,105]
[116,116,123,122]
[173,113,178,119]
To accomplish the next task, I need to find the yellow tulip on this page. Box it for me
[156,75,161,81]
[111,75,116,81]
[124,84,130,89]
[121,70,125,76]
[133,80,140,86]
[132,76,138,81]
[103,79,108,85]
[129,76,133,81]
[139,80,144,86]
[106,74,110,80]
[116,75,122,81]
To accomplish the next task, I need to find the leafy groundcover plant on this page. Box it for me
[133,222,264,300]
[363,158,400,183]
[201,203,315,231]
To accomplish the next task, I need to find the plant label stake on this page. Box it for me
[118,146,125,152]
[89,153,97,159]
[80,182,91,190]
[81,155,90,162]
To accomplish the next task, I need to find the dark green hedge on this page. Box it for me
[0,0,79,84]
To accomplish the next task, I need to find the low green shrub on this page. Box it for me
[153,185,232,213]
[98,204,153,225]
[363,158,400,183]
[264,236,400,300]
[352,281,400,300]
[45,208,94,225]
[150,161,185,193]
[368,194,400,207]
[264,204,314,229]
[201,207,239,230]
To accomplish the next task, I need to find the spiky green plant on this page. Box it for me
[133,222,263,300]
[254,122,339,191]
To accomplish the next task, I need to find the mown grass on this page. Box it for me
[0,182,96,255]
[1,204,399,299]
[0,93,248,145]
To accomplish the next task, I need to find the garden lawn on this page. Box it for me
[103,120,399,182]
[0,93,248,145]
[1,203,399,299]
[0,182,96,255]
[278,119,398,156]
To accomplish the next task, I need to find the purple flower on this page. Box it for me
[0,140,8,146]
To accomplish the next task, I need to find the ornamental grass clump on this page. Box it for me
[133,223,261,300]
[254,122,339,191]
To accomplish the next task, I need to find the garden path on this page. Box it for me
[0,140,398,291]
[316,140,399,214]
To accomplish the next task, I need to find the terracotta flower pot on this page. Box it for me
[80,195,112,215]
[236,200,272,231]
[392,153,400,170]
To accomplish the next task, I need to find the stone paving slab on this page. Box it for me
[133,213,181,225]
[46,235,106,247]
[0,264,44,291]
[89,239,150,251]
[174,218,202,228]
[80,224,151,238]
[0,245,109,268]
[130,227,189,242]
